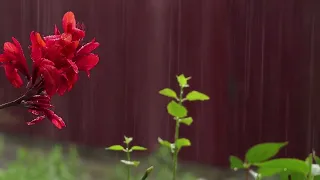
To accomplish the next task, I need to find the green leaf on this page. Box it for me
[179,117,193,126]
[105,145,124,151]
[158,138,171,147]
[130,146,147,151]
[175,138,191,150]
[167,100,188,118]
[258,167,284,177]
[159,88,178,99]
[176,74,191,88]
[185,91,210,101]
[306,153,313,175]
[245,142,288,163]
[124,136,133,144]
[279,171,290,180]
[290,172,306,180]
[120,160,140,167]
[256,158,309,175]
[158,137,174,153]
[229,156,244,169]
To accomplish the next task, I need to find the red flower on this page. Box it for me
[29,11,99,96]
[24,94,66,129]
[0,11,99,129]
[0,37,30,87]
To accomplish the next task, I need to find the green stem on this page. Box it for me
[126,144,131,180]
[172,87,184,180]
[308,174,314,180]
[172,119,180,180]
[140,166,154,180]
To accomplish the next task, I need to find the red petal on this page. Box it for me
[26,115,46,126]
[44,109,66,129]
[57,67,78,95]
[75,53,99,77]
[43,35,61,42]
[3,65,23,88]
[27,100,54,109]
[30,31,46,48]
[38,59,61,96]
[3,42,18,54]
[28,109,41,115]
[71,28,85,41]
[11,37,30,79]
[57,74,69,95]
[31,94,51,102]
[0,54,8,63]
[66,70,78,91]
[61,33,72,42]
[76,39,99,56]
[62,11,76,33]
[30,32,44,62]
[62,39,79,58]
[66,59,79,73]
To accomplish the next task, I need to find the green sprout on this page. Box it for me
[106,136,147,180]
[158,74,210,180]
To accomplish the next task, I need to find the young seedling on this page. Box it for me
[158,74,210,180]
[106,136,147,180]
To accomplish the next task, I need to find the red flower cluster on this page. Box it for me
[0,11,99,129]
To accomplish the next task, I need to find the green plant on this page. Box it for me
[229,142,320,180]
[158,74,210,180]
[106,136,151,180]
[0,145,87,180]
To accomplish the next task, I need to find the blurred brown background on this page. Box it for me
[0,0,319,167]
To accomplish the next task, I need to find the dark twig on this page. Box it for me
[0,94,26,109]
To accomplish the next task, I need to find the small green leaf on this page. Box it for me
[229,156,244,169]
[105,145,124,151]
[167,100,187,118]
[185,91,210,101]
[158,137,174,153]
[159,88,178,99]
[124,136,133,144]
[175,138,191,150]
[176,74,191,87]
[158,138,171,147]
[179,117,193,126]
[120,160,140,167]
[245,142,288,163]
[314,155,320,165]
[306,153,313,165]
[131,146,147,151]
[256,158,309,175]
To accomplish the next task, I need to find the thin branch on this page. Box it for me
[0,94,26,109]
